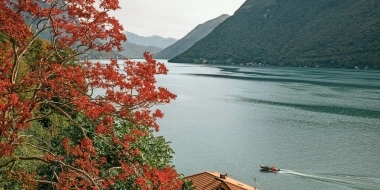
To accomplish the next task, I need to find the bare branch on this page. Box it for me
[36,179,56,185]
[55,160,99,189]
[10,156,100,188]
[21,135,55,151]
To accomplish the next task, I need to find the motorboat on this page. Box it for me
[260,165,280,172]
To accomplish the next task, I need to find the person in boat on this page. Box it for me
[270,166,279,171]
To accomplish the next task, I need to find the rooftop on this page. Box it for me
[184,171,257,190]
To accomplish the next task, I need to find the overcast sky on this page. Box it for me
[109,0,246,39]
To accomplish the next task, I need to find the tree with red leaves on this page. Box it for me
[0,0,182,189]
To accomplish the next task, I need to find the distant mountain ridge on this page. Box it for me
[154,14,230,60]
[86,32,176,59]
[170,0,380,69]
[119,41,162,59]
[125,31,177,49]
[80,32,175,59]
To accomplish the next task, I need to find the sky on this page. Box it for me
[109,0,246,39]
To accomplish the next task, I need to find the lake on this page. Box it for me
[152,60,380,190]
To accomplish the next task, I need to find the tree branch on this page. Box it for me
[12,156,100,189]
[47,102,87,137]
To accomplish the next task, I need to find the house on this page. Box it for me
[184,172,257,190]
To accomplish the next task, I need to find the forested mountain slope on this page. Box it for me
[154,14,229,59]
[170,0,380,69]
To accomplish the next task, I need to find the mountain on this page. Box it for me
[119,42,162,59]
[125,31,177,49]
[78,41,163,59]
[170,0,380,69]
[154,14,230,60]
[78,42,163,60]
[79,32,170,59]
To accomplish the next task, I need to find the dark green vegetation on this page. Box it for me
[170,0,380,69]
[154,14,229,59]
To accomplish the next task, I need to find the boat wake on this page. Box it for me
[279,169,380,190]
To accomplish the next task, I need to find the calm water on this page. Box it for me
[152,60,380,190]
[94,59,380,189]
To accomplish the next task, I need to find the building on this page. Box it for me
[184,172,257,190]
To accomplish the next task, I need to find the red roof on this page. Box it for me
[184,172,257,190]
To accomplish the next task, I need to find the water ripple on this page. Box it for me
[233,96,380,119]
[185,73,380,89]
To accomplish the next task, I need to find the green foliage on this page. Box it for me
[0,173,23,190]
[1,112,178,189]
[23,38,78,64]
[0,156,38,190]
[181,179,196,190]
[0,106,72,189]
[51,115,178,189]
[171,0,380,69]
[137,133,175,169]
[0,32,7,43]
[92,117,176,168]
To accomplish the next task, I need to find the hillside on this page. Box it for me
[125,31,177,49]
[119,42,162,59]
[170,0,380,69]
[154,14,229,60]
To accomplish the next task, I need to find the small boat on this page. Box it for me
[260,165,280,172]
